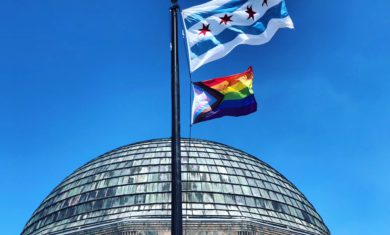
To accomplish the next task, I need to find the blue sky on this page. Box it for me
[1,0,389,234]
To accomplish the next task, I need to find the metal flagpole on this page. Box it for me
[170,1,183,235]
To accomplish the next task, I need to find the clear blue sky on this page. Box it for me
[1,0,389,234]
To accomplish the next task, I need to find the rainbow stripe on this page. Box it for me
[192,66,257,124]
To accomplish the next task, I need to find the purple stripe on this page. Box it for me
[194,103,257,124]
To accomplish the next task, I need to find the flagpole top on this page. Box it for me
[171,0,179,9]
[170,4,179,11]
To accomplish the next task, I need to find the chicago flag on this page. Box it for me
[182,0,294,72]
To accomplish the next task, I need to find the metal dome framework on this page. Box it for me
[22,139,330,235]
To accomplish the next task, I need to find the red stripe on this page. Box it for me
[202,66,253,88]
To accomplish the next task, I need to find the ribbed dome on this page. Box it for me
[22,139,329,235]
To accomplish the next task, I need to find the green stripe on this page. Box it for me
[223,87,253,101]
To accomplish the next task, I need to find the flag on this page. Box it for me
[192,66,257,124]
[182,0,294,72]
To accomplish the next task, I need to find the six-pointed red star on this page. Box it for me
[199,23,211,36]
[199,5,259,33]
[219,14,233,25]
[246,6,256,20]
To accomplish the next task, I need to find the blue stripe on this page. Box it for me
[219,94,257,109]
[190,1,288,58]
[196,102,257,123]
[184,0,248,29]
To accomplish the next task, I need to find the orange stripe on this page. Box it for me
[202,67,253,92]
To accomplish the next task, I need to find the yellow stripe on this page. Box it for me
[224,87,254,100]
[210,73,253,92]
[219,78,253,95]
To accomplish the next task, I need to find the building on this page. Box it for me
[22,139,330,235]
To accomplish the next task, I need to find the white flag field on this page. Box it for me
[182,0,294,72]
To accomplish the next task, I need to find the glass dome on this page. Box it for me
[22,139,330,235]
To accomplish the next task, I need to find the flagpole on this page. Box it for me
[170,1,183,235]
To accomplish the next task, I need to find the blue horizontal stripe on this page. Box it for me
[190,1,288,58]
[219,94,257,109]
[184,0,247,29]
[193,94,257,123]
[196,102,257,123]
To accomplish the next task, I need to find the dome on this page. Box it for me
[22,139,330,235]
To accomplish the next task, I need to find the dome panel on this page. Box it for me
[22,139,329,235]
